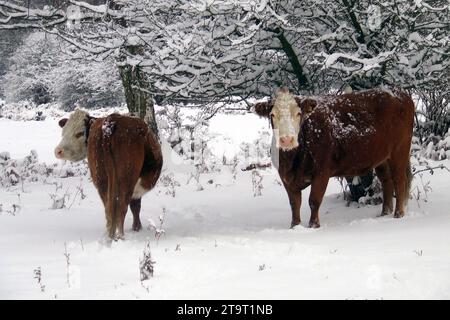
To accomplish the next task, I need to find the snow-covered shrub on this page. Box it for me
[251,170,264,197]
[158,108,184,152]
[57,161,89,178]
[139,242,155,281]
[0,150,88,189]
[0,100,61,121]
[414,129,450,161]
[49,182,68,210]
[157,173,181,197]
[0,150,46,188]
[186,165,204,191]
[356,176,382,206]
[230,155,239,182]
[158,106,219,172]
[147,208,166,243]
[238,130,271,170]
[414,87,450,142]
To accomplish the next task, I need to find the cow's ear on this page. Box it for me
[295,97,316,115]
[58,118,68,128]
[252,100,273,118]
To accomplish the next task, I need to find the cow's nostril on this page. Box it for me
[55,148,64,158]
[280,137,291,144]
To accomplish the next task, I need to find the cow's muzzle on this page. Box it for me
[279,136,296,150]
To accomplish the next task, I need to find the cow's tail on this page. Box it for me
[109,154,120,240]
[405,158,413,207]
[103,118,120,240]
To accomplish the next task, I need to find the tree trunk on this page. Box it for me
[264,26,310,92]
[276,30,309,90]
[118,60,158,137]
[110,0,159,137]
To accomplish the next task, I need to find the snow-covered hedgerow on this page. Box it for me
[0,150,88,189]
[0,100,128,122]
[0,101,63,121]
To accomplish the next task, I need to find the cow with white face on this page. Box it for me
[269,88,302,151]
[253,87,414,229]
[254,88,312,152]
[55,109,91,162]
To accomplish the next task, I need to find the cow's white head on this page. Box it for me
[54,109,90,162]
[254,88,312,151]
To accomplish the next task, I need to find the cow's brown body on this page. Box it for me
[87,114,163,239]
[255,88,414,228]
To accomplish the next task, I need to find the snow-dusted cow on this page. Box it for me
[55,109,163,239]
[254,88,414,228]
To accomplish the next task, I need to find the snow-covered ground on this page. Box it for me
[1,112,450,300]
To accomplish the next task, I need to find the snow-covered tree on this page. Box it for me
[311,0,449,91]
[1,0,448,129]
[2,31,123,108]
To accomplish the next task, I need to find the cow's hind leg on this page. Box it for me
[308,175,329,228]
[107,181,131,240]
[389,159,408,218]
[115,195,131,239]
[130,198,142,231]
[375,162,394,216]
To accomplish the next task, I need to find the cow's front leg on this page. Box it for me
[308,175,329,228]
[287,187,302,228]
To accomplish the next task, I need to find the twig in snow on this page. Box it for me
[147,207,166,244]
[412,164,450,176]
[33,267,46,292]
[68,180,87,209]
[63,242,71,288]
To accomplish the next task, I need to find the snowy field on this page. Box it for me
[1,111,450,300]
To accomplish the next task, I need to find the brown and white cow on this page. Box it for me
[55,109,163,239]
[254,88,414,228]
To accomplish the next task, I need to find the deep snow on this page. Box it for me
[0,114,450,300]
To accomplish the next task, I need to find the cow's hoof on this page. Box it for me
[112,234,125,241]
[394,212,404,218]
[290,220,301,229]
[132,222,142,232]
[379,211,392,217]
[308,221,320,228]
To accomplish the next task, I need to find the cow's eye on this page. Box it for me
[269,113,275,119]
[75,132,84,139]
